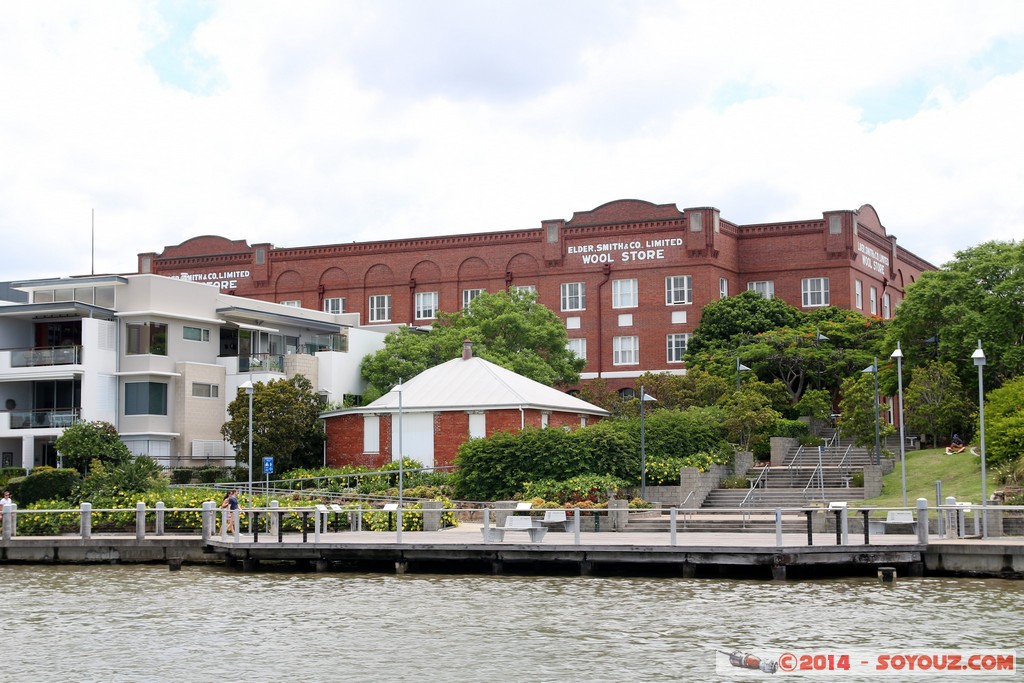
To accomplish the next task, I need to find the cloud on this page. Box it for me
[0,0,1022,281]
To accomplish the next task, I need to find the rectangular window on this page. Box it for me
[183,326,210,342]
[612,335,639,365]
[415,291,439,320]
[323,297,345,314]
[279,300,301,308]
[719,277,729,299]
[611,279,638,308]
[665,275,692,305]
[191,382,220,398]
[462,289,485,309]
[855,280,863,310]
[801,278,830,307]
[829,215,842,234]
[870,286,878,315]
[666,333,689,363]
[567,338,587,361]
[363,415,380,453]
[510,285,536,295]
[560,282,586,311]
[369,295,391,322]
[126,322,168,355]
[747,281,775,299]
[125,382,168,415]
[689,212,703,232]
[882,293,891,319]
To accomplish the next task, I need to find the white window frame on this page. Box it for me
[855,280,863,310]
[612,335,639,366]
[323,297,345,314]
[369,294,392,322]
[510,285,536,295]
[882,293,891,319]
[279,300,301,308]
[462,288,485,309]
[719,278,729,299]
[191,382,220,398]
[611,278,638,309]
[801,278,830,307]
[869,286,878,315]
[567,338,587,361]
[415,291,439,320]
[560,282,586,311]
[666,333,689,363]
[183,326,210,342]
[665,275,692,305]
[747,281,774,299]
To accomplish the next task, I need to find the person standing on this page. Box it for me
[221,489,239,534]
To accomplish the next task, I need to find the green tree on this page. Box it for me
[981,375,1024,467]
[686,290,802,356]
[718,389,782,451]
[838,373,894,459]
[79,456,167,500]
[54,420,132,475]
[904,361,972,446]
[221,375,326,473]
[795,388,833,423]
[360,290,585,397]
[887,240,1024,391]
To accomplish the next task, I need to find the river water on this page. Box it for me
[2,565,1021,682]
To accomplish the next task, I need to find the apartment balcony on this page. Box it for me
[8,345,82,368]
[2,409,80,431]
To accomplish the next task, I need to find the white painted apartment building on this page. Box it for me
[0,274,389,470]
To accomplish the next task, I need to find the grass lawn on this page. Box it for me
[852,447,1000,510]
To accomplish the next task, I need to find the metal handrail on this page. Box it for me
[740,466,770,507]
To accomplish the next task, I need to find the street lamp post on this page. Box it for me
[736,357,751,392]
[639,386,657,500]
[972,341,988,539]
[861,359,881,466]
[815,329,829,389]
[396,380,404,541]
[240,380,254,532]
[891,343,907,508]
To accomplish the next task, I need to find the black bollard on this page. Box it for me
[834,510,842,545]
[253,512,260,543]
[277,510,284,543]
[862,509,871,544]
[804,510,814,546]
[301,511,309,543]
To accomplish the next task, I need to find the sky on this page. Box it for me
[2,1,1023,281]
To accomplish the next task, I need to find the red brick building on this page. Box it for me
[138,199,934,393]
[322,342,609,469]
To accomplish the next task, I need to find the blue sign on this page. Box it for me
[263,456,274,474]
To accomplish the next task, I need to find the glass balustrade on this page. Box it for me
[9,346,82,367]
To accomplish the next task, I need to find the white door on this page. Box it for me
[393,412,434,468]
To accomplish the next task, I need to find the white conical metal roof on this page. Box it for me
[334,354,607,417]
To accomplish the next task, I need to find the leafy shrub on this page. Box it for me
[0,467,27,489]
[850,471,865,488]
[170,468,194,485]
[195,466,225,484]
[719,476,749,489]
[774,419,810,438]
[521,475,629,504]
[798,435,824,447]
[6,467,81,505]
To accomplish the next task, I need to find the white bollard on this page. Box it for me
[136,502,147,540]
[2,503,11,541]
[840,507,849,545]
[81,502,91,539]
[482,508,491,544]
[916,498,929,544]
[202,501,214,541]
[269,500,280,538]
[670,507,677,546]
[945,496,958,538]
[155,501,165,536]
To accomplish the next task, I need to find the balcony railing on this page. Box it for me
[9,409,80,430]
[10,345,82,367]
[239,353,285,374]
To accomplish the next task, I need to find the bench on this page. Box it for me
[540,509,571,532]
[880,510,917,534]
[481,515,548,542]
